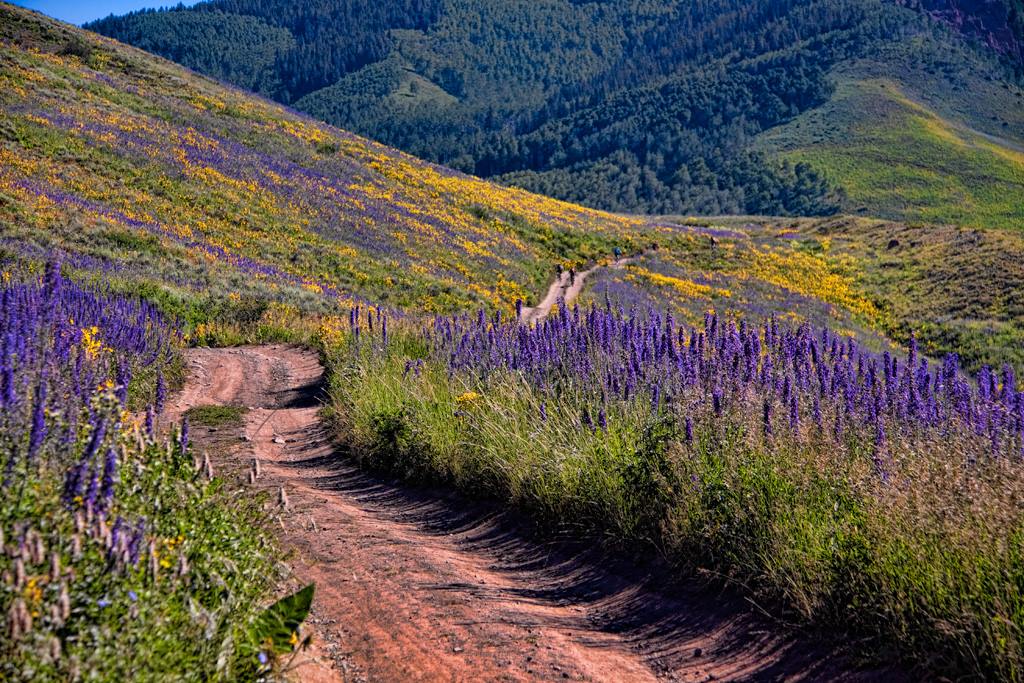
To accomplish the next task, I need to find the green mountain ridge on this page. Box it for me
[87,0,1024,226]
[4,6,1024,682]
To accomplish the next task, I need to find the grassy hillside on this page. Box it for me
[4,0,1023,365]
[595,215,1024,373]
[759,68,1024,229]
[3,5,1024,680]
[0,6,866,343]
[87,0,1024,224]
[0,2,654,323]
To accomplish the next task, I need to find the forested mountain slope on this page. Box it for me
[88,0,1024,224]
[2,0,1021,373]
[5,6,1024,681]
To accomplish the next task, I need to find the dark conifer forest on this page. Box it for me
[89,0,1024,217]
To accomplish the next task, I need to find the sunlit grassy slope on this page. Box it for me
[625,216,1024,372]
[0,3,656,317]
[3,9,1024,677]
[1,3,1022,373]
[759,67,1024,230]
[0,5,882,335]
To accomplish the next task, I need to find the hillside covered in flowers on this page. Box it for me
[0,3,650,318]
[3,3,1024,680]
[3,3,1022,370]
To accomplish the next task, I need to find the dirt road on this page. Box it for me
[519,256,635,325]
[171,345,905,682]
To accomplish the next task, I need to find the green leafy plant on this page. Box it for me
[249,583,315,656]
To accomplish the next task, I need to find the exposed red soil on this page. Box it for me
[169,344,910,682]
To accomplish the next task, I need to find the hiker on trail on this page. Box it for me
[613,246,622,260]
[569,268,576,286]
[556,263,564,278]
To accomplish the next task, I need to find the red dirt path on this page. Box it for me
[519,255,635,325]
[170,344,908,682]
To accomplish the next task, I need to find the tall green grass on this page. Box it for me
[324,324,1024,680]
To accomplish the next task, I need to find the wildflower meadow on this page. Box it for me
[0,260,312,680]
[2,4,1024,680]
[327,303,1024,678]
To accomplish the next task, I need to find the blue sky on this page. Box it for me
[10,1,198,26]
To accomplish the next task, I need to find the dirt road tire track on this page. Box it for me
[169,345,907,682]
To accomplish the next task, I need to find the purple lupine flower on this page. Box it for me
[763,400,772,436]
[108,516,124,560]
[1001,364,1016,404]
[84,465,100,511]
[0,347,15,408]
[128,518,146,565]
[99,445,118,510]
[115,363,131,406]
[26,374,47,464]
[978,366,992,402]
[684,416,694,445]
[598,408,607,431]
[64,416,108,503]
[789,394,799,432]
[581,408,594,431]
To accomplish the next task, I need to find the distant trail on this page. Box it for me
[170,345,906,682]
[520,255,636,325]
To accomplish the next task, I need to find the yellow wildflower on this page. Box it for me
[81,326,107,359]
[24,578,42,603]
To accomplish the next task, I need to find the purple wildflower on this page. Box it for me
[26,374,47,464]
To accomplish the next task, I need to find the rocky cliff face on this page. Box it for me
[896,0,1023,62]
